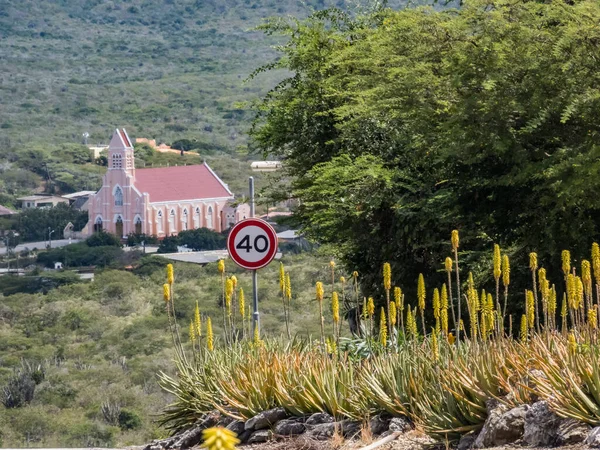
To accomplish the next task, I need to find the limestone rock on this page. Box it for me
[244,407,288,431]
[274,418,306,436]
[556,418,590,445]
[305,412,334,425]
[458,433,477,450]
[585,426,600,447]
[225,420,246,436]
[306,422,337,440]
[523,401,562,446]
[341,420,361,438]
[370,415,391,435]
[237,430,253,444]
[473,403,528,448]
[247,429,272,444]
[388,417,411,433]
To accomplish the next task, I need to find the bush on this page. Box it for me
[86,231,122,247]
[118,409,142,430]
[177,228,226,251]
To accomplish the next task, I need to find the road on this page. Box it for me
[0,238,81,255]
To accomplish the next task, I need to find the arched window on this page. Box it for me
[134,215,142,235]
[94,216,103,233]
[156,210,163,234]
[168,209,176,234]
[114,186,123,206]
[194,207,201,229]
[182,208,188,231]
[206,206,213,229]
[115,215,124,237]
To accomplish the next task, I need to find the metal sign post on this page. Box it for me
[250,176,259,336]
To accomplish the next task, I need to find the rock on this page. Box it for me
[585,426,600,447]
[556,418,590,445]
[306,422,337,440]
[225,420,246,436]
[237,430,253,444]
[388,417,411,433]
[370,415,391,435]
[274,419,306,436]
[341,420,361,438]
[305,412,334,425]
[473,403,528,448]
[523,401,563,446]
[244,407,288,431]
[247,429,272,444]
[458,433,477,450]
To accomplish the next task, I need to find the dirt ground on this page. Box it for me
[237,431,591,450]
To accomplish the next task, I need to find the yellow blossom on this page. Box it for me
[163,283,170,303]
[316,282,324,302]
[568,332,577,355]
[493,244,501,280]
[279,262,285,292]
[379,307,387,347]
[447,332,455,345]
[383,263,391,290]
[367,297,375,317]
[502,255,510,287]
[445,256,453,273]
[562,250,571,277]
[451,230,459,250]
[394,287,403,311]
[529,252,538,271]
[332,292,340,324]
[202,427,240,450]
[167,263,174,285]
[239,288,245,318]
[285,273,292,300]
[417,274,426,312]
[194,301,201,337]
[389,301,397,326]
[526,290,535,329]
[218,259,225,274]
[206,317,214,351]
[520,315,528,343]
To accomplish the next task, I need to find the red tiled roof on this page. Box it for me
[134,163,233,203]
[119,129,132,147]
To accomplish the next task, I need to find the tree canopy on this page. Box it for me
[251,0,600,293]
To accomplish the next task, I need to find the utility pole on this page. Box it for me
[48,228,54,249]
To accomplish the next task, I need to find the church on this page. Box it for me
[86,129,249,238]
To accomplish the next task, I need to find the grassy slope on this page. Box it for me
[0,251,351,447]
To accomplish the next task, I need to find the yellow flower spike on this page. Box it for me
[194,301,201,337]
[352,271,358,280]
[239,288,245,318]
[379,307,387,347]
[316,282,324,302]
[225,278,234,315]
[447,332,455,345]
[389,301,397,326]
[576,276,584,309]
[279,262,285,292]
[431,328,438,361]
[486,293,495,330]
[362,298,367,319]
[493,244,501,280]
[325,337,333,354]
[189,320,195,344]
[502,255,510,287]
[582,260,592,295]
[526,290,535,329]
[332,292,340,324]
[285,272,292,300]
[529,252,538,271]
[394,287,403,311]
[329,260,335,269]
[253,325,260,345]
[206,317,214,351]
[218,259,225,274]
[406,307,418,337]
[202,427,240,450]
[441,284,449,335]
[562,250,571,277]
[445,256,453,273]
[588,307,598,330]
[367,297,375,317]
[417,274,426,312]
[383,263,392,291]
[433,288,440,320]
[568,332,577,355]
[167,263,174,285]
[163,283,170,303]
[548,285,557,315]
[459,319,465,331]
[520,314,528,343]
[561,294,568,318]
[593,242,600,262]
[340,276,345,283]
[451,230,459,251]
[567,274,576,308]
[231,275,237,289]
[592,243,600,284]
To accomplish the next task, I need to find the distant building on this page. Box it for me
[86,129,249,238]
[251,161,282,172]
[89,145,109,159]
[0,205,16,216]
[17,195,69,209]
[62,191,96,211]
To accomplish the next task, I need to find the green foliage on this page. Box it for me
[175,228,227,251]
[86,231,122,248]
[4,203,88,242]
[37,244,123,268]
[251,0,600,299]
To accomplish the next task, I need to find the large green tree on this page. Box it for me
[251,0,600,298]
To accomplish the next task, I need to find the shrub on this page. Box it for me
[85,231,122,247]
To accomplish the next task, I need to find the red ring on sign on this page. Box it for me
[227,218,278,270]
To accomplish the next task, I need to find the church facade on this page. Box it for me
[86,129,249,238]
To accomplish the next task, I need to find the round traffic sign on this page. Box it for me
[227,218,278,270]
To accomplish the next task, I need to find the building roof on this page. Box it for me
[17,195,68,201]
[62,191,96,199]
[135,162,233,203]
[0,205,15,215]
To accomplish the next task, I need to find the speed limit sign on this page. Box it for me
[227,218,278,270]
